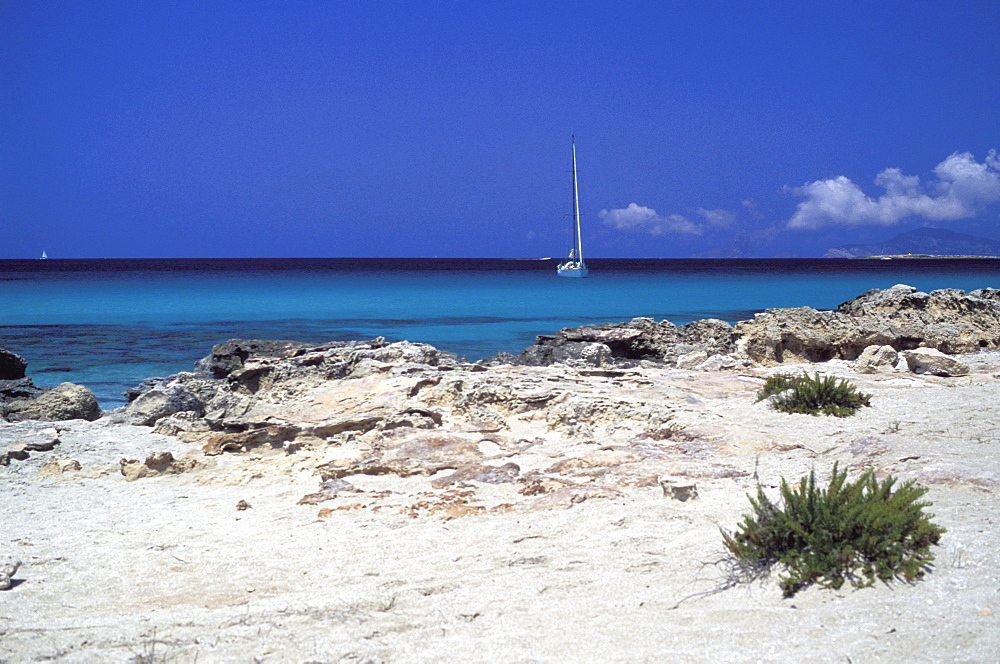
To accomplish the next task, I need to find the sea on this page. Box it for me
[2,257,998,410]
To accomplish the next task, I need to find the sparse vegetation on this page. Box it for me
[129,630,178,664]
[755,373,801,399]
[757,372,872,417]
[722,464,945,597]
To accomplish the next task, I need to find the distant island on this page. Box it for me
[825,228,1000,259]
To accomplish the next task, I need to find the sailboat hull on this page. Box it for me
[557,266,588,278]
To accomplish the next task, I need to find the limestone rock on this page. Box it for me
[39,456,82,476]
[735,306,863,365]
[316,431,485,480]
[917,462,1000,490]
[660,478,698,501]
[696,354,739,371]
[840,285,1000,354]
[900,348,971,376]
[0,377,45,403]
[431,462,521,488]
[199,424,302,456]
[298,478,359,505]
[3,383,101,422]
[6,427,61,452]
[518,473,577,496]
[462,407,508,432]
[676,351,708,370]
[189,337,461,395]
[423,373,559,418]
[119,451,197,481]
[564,341,613,367]
[366,340,462,369]
[489,285,1000,369]
[0,450,26,466]
[527,484,624,510]
[194,338,320,379]
[122,376,166,403]
[113,286,995,458]
[836,283,932,316]
[545,449,644,476]
[677,318,737,356]
[483,317,734,368]
[0,349,28,380]
[545,396,675,440]
[382,408,442,430]
[152,411,213,436]
[734,286,1000,365]
[969,287,1000,304]
[124,383,204,426]
[0,558,21,590]
[854,345,900,374]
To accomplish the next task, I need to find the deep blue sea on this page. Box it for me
[2,258,998,409]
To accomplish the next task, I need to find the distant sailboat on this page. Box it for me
[557,136,588,278]
[40,250,48,260]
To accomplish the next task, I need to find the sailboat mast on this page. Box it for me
[571,136,584,264]
[556,135,589,277]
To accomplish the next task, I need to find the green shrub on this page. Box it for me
[722,464,945,597]
[757,372,872,417]
[755,373,801,399]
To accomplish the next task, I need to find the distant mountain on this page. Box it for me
[824,228,1000,258]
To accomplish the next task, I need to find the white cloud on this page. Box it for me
[741,199,763,219]
[599,203,702,235]
[696,207,735,227]
[786,150,1000,230]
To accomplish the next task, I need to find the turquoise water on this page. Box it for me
[2,258,998,408]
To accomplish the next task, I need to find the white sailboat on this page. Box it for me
[557,136,588,278]
[40,250,48,260]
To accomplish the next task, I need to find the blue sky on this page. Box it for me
[2,1,999,258]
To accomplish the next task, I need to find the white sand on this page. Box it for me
[2,356,999,663]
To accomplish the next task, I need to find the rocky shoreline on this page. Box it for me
[485,283,1000,369]
[2,284,999,662]
[5,283,998,428]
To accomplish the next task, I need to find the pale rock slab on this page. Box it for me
[676,351,708,370]
[900,348,970,376]
[854,345,900,374]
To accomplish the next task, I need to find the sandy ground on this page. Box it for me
[2,355,999,663]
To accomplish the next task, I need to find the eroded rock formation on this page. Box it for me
[484,317,736,368]
[737,285,1000,365]
[486,285,1000,368]
[109,284,998,456]
[0,350,45,405]
[1,349,101,422]
[1,382,101,422]
[110,334,725,512]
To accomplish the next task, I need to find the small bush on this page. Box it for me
[722,464,945,597]
[755,373,801,399]
[757,372,871,417]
